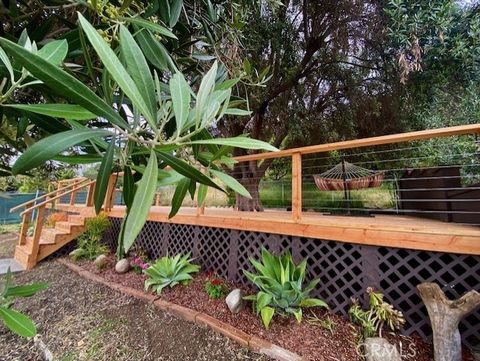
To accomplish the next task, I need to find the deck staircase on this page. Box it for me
[14,214,92,270]
[10,175,117,270]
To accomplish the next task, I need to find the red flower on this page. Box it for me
[210,279,223,286]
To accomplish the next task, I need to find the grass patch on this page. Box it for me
[154,178,396,212]
[0,223,21,234]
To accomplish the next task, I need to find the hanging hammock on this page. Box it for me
[313,161,384,191]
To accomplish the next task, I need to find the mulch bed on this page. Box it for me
[79,254,475,361]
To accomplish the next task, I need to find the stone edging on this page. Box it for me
[56,258,304,361]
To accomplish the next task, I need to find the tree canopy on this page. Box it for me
[1,0,479,212]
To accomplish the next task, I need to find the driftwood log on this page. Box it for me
[418,282,480,361]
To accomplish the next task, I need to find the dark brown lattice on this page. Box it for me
[294,237,364,314]
[196,227,231,279]
[378,247,480,346]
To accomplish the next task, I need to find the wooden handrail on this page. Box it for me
[10,178,91,213]
[20,179,96,216]
[234,123,480,162]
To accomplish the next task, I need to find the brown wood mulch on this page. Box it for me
[79,255,475,361]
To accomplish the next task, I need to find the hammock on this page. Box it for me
[313,161,384,191]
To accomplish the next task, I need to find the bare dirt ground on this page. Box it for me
[0,233,269,361]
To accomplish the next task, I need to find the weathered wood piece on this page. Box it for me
[418,282,480,361]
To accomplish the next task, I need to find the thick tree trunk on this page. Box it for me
[235,176,263,212]
[417,283,480,361]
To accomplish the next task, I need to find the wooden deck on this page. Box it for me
[106,206,480,255]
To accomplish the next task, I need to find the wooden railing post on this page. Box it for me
[104,173,118,212]
[69,179,79,205]
[196,168,206,216]
[292,152,302,221]
[155,193,161,206]
[86,182,95,207]
[29,204,46,267]
[18,209,32,246]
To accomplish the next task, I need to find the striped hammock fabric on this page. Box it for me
[313,161,384,191]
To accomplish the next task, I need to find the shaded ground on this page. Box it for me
[0,249,269,360]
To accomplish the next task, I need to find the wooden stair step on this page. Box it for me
[68,215,86,224]
[14,245,33,269]
[42,228,70,243]
[25,236,55,245]
[55,221,84,233]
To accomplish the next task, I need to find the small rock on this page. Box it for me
[364,337,401,361]
[226,289,245,314]
[93,254,108,269]
[115,258,130,273]
[69,249,83,258]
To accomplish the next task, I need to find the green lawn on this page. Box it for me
[259,180,395,212]
[153,178,396,212]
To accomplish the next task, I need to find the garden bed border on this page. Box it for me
[56,258,303,361]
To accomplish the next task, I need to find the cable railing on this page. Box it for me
[224,124,480,226]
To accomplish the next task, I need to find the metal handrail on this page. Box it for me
[10,177,91,213]
[20,179,96,216]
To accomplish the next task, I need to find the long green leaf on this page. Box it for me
[195,61,217,123]
[4,104,96,120]
[123,150,158,252]
[187,137,278,152]
[123,165,135,209]
[78,14,157,130]
[210,169,251,199]
[123,17,178,39]
[169,0,183,27]
[4,283,49,298]
[197,183,208,206]
[0,38,127,129]
[119,25,157,122]
[135,28,175,72]
[155,150,221,190]
[170,72,191,133]
[223,108,251,116]
[169,177,189,218]
[0,307,36,338]
[13,129,111,174]
[0,46,13,81]
[53,154,103,164]
[94,135,116,214]
[37,39,68,65]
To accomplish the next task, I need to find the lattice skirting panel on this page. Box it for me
[104,217,480,349]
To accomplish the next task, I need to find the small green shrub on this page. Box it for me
[306,312,336,335]
[348,287,405,338]
[72,213,110,261]
[0,269,49,337]
[244,248,328,329]
[204,272,229,299]
[144,253,200,294]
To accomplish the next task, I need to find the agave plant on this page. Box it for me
[244,248,328,329]
[144,253,200,294]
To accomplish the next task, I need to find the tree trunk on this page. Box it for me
[235,176,263,212]
[417,282,480,361]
